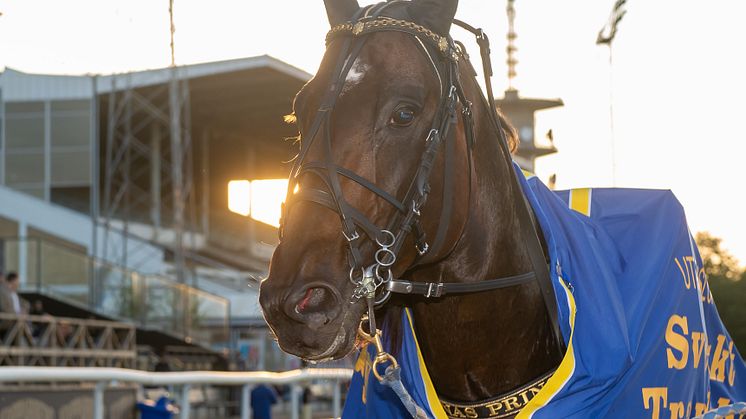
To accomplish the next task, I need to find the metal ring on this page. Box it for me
[374,289,391,307]
[375,230,396,248]
[372,352,399,382]
[375,247,396,267]
[374,264,393,283]
[349,267,365,285]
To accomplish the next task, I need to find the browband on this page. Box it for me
[327,16,451,54]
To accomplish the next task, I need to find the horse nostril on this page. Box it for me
[284,282,342,327]
[294,287,335,316]
[295,287,320,313]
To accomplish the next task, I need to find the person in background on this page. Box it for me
[2,273,24,315]
[251,384,278,419]
[0,271,17,314]
[301,387,313,419]
[0,272,24,337]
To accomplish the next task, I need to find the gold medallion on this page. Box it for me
[438,37,449,53]
[353,22,365,36]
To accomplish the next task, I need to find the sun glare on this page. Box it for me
[250,179,289,228]
[228,179,289,228]
[228,180,251,216]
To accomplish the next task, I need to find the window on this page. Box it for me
[5,102,44,149]
[4,101,46,198]
[51,149,90,184]
[51,100,91,186]
[51,100,91,148]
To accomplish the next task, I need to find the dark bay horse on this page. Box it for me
[260,0,563,410]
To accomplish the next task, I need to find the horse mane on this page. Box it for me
[496,109,519,154]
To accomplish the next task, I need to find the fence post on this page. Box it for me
[93,381,106,419]
[179,384,191,419]
[240,384,252,419]
[291,384,301,419]
[333,380,341,418]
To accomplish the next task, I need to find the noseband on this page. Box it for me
[280,2,564,353]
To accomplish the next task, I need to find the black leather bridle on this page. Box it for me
[279,2,565,352]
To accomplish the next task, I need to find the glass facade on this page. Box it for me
[1,98,92,208]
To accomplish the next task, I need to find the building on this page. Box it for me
[496,89,562,173]
[496,0,563,175]
[0,55,311,370]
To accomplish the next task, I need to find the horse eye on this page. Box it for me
[389,106,416,127]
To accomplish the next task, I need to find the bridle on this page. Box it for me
[280,1,564,362]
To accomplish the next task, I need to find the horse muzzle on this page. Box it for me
[260,278,358,360]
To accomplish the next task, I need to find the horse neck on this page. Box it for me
[406,94,562,401]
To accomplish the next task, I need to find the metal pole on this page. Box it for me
[122,88,132,271]
[169,70,185,285]
[179,384,191,419]
[333,380,341,418]
[102,77,116,270]
[240,384,252,419]
[200,129,209,236]
[36,238,41,291]
[43,101,51,202]
[17,222,27,289]
[90,75,100,309]
[93,381,106,419]
[150,123,162,235]
[291,384,301,419]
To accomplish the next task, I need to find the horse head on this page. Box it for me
[259,0,483,361]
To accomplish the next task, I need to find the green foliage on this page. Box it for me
[696,232,742,280]
[695,232,746,355]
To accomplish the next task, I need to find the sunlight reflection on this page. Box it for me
[228,179,289,228]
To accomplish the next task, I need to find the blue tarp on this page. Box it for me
[342,167,746,418]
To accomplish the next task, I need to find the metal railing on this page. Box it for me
[0,366,353,419]
[0,313,136,368]
[1,237,230,345]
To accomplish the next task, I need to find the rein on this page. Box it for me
[281,1,565,403]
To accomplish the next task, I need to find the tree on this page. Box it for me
[695,231,746,355]
[696,232,743,280]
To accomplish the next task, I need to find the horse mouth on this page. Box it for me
[268,304,362,362]
[303,326,348,362]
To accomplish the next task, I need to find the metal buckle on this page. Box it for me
[425,129,438,143]
[448,85,457,100]
[425,282,444,298]
[342,229,360,242]
[411,200,422,216]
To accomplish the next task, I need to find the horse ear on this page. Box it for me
[408,0,459,36]
[324,0,361,26]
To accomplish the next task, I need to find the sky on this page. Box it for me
[1,0,745,264]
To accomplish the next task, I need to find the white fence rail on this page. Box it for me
[0,366,353,419]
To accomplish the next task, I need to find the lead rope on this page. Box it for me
[358,321,428,418]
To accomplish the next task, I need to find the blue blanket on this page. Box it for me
[342,168,746,418]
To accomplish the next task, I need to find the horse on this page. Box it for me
[260,0,562,410]
[259,0,746,418]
